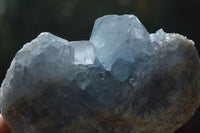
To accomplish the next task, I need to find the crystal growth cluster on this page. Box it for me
[0,15,200,133]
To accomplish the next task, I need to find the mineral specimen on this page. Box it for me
[0,15,200,133]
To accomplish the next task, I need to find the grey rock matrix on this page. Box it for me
[0,15,200,133]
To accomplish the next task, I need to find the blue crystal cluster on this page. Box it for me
[0,15,200,133]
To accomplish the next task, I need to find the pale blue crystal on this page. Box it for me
[90,15,150,70]
[69,41,96,65]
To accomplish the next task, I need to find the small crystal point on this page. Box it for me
[69,41,96,65]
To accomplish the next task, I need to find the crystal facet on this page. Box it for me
[69,41,96,65]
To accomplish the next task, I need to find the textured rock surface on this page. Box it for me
[0,15,200,133]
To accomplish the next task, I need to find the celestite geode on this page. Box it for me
[0,15,200,133]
